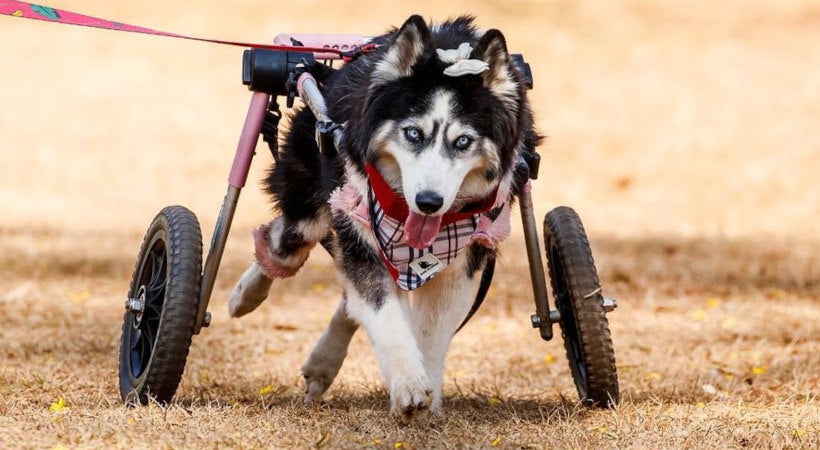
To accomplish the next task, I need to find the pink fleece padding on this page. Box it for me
[471,202,512,249]
[329,184,369,225]
[253,224,303,279]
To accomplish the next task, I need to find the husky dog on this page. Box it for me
[229,15,540,423]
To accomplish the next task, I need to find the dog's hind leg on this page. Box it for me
[229,106,338,318]
[409,246,489,412]
[301,296,359,403]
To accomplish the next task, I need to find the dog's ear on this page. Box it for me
[474,29,519,104]
[371,15,432,85]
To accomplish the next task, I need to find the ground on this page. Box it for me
[1,0,818,448]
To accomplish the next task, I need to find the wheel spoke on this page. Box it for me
[130,328,142,351]
[141,321,156,347]
[146,252,166,295]
[139,330,151,361]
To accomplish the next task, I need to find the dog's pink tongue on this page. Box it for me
[405,211,442,249]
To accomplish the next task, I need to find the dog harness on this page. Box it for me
[330,165,512,291]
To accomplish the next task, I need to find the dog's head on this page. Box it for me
[362,16,524,208]
[346,15,529,247]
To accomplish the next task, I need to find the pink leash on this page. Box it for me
[0,1,374,56]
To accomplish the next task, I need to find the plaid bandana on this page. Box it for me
[368,187,487,290]
[328,165,514,291]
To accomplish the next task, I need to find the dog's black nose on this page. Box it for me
[415,191,444,214]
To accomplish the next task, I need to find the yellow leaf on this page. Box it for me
[543,354,556,364]
[372,439,381,445]
[725,373,734,381]
[491,436,502,446]
[751,366,767,375]
[49,397,68,412]
[706,297,721,309]
[394,442,407,448]
[645,372,661,381]
[259,385,275,395]
[766,289,785,299]
[128,418,136,426]
[721,317,737,329]
[697,402,706,409]
[691,309,707,321]
[67,289,90,303]
[794,429,807,438]
[489,397,501,406]
[312,283,325,293]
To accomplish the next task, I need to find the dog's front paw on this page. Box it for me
[301,365,335,404]
[390,376,433,424]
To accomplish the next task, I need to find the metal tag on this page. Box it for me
[409,253,444,280]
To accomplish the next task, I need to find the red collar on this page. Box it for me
[364,163,498,227]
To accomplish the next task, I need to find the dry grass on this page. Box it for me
[1,0,819,448]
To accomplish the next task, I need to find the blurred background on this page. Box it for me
[2,0,818,238]
[1,1,818,446]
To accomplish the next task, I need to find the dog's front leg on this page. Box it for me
[345,284,432,424]
[334,216,431,423]
[410,249,484,413]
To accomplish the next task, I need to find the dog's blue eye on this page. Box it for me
[404,127,422,143]
[454,135,473,150]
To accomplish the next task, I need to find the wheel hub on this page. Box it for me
[127,286,147,327]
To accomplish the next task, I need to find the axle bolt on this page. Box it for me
[603,297,617,312]
[125,298,144,312]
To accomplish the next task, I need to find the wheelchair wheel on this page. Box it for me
[118,206,202,405]
[544,206,619,407]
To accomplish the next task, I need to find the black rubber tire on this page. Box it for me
[544,206,619,407]
[118,206,202,405]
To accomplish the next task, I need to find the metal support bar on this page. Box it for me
[193,92,268,333]
[195,185,241,334]
[519,188,554,341]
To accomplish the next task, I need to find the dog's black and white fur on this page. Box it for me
[228,15,540,423]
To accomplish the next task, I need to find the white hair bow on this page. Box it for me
[436,43,489,77]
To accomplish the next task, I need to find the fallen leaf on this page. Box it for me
[691,309,707,321]
[259,385,275,395]
[489,397,501,406]
[794,429,806,439]
[645,372,661,381]
[751,366,767,375]
[766,289,785,299]
[697,402,706,409]
[706,297,721,309]
[721,317,737,329]
[491,436,502,446]
[67,290,90,303]
[394,441,407,448]
[49,396,68,412]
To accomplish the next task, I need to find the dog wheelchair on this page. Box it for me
[118,34,620,408]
